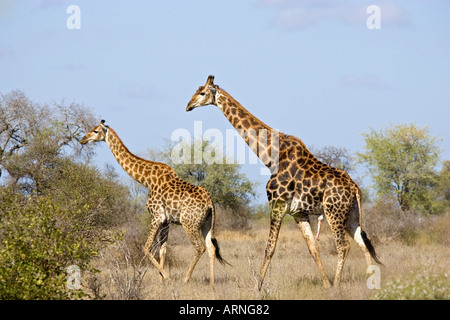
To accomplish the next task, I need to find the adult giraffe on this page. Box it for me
[186,75,381,289]
[80,120,228,286]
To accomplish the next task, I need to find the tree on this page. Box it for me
[152,139,258,212]
[356,123,443,214]
[438,161,450,203]
[0,90,96,192]
[310,145,354,173]
[429,160,450,213]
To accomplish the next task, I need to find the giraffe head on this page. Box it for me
[186,75,219,111]
[80,120,108,144]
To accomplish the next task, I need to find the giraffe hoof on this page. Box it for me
[159,272,170,281]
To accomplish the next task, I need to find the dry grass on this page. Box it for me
[87,211,450,300]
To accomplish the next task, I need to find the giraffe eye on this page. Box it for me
[93,130,98,133]
[200,92,206,96]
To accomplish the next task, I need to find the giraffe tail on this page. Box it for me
[211,237,232,266]
[356,189,383,266]
[207,206,232,266]
[361,231,383,265]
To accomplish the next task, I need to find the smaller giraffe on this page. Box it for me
[80,120,229,286]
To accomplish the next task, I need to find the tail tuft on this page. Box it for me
[211,238,232,267]
[361,230,383,266]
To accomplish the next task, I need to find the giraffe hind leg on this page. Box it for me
[183,228,206,284]
[157,222,170,282]
[205,230,216,286]
[332,228,350,286]
[324,211,350,286]
[143,218,170,279]
[202,210,216,286]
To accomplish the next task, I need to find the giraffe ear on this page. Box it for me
[100,122,108,133]
[208,85,217,96]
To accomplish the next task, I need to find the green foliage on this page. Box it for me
[357,123,445,214]
[0,161,134,299]
[0,190,96,299]
[155,139,258,211]
[371,269,450,300]
[45,159,132,230]
[434,161,450,211]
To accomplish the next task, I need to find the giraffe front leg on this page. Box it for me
[294,215,331,288]
[257,217,283,291]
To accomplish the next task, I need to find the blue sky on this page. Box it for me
[1,0,449,203]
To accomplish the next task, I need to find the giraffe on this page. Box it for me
[80,120,228,286]
[186,75,382,289]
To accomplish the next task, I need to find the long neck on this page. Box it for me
[215,89,281,170]
[104,127,151,185]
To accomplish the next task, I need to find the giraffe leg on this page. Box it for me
[183,228,206,285]
[158,222,170,282]
[328,222,350,286]
[257,217,283,291]
[205,230,216,286]
[294,215,331,288]
[143,218,170,279]
[201,212,216,287]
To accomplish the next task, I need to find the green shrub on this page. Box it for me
[371,269,449,300]
[0,191,97,299]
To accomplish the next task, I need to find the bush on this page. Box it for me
[0,161,137,299]
[357,123,443,214]
[364,196,450,246]
[0,190,97,299]
[371,269,449,300]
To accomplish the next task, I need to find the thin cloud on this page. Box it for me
[340,74,393,90]
[118,84,157,100]
[62,62,86,71]
[260,0,411,29]
[0,46,14,58]
[35,0,66,10]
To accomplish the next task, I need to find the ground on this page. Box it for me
[90,212,449,300]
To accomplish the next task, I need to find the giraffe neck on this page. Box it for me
[215,88,282,169]
[104,127,153,186]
